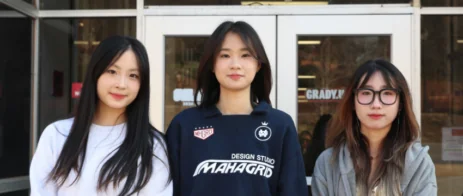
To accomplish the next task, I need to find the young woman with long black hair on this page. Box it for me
[30,35,172,196]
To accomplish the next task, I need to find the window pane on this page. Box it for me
[146,0,409,6]
[40,0,135,10]
[297,36,390,178]
[38,18,136,134]
[422,0,462,7]
[164,37,208,129]
[0,16,32,178]
[422,15,463,196]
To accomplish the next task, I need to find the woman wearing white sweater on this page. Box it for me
[30,35,172,196]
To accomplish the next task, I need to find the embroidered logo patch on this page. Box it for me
[255,121,272,141]
[194,126,214,140]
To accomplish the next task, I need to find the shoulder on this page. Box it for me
[266,108,295,126]
[313,147,338,176]
[152,132,169,166]
[316,148,334,166]
[153,136,168,157]
[41,117,74,139]
[152,129,167,150]
[312,148,334,178]
[35,118,74,154]
[267,108,292,119]
[170,107,202,124]
[403,141,437,183]
[405,142,434,169]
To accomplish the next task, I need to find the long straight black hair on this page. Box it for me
[194,21,272,107]
[48,35,169,196]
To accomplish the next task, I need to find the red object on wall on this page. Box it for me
[72,82,83,98]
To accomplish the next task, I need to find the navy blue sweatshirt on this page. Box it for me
[166,101,308,196]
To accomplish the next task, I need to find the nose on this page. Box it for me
[229,56,242,70]
[371,93,382,109]
[116,75,128,89]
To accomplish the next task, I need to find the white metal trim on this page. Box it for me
[411,8,421,128]
[0,10,27,17]
[31,19,39,157]
[0,176,30,193]
[421,7,463,15]
[144,5,413,16]
[306,176,312,186]
[0,0,38,18]
[38,9,137,18]
[137,0,144,41]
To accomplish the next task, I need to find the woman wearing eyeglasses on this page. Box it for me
[312,59,437,196]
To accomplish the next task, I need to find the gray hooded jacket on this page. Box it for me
[311,142,437,196]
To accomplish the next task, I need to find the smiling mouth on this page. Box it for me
[228,74,243,80]
[368,114,384,119]
[110,93,126,100]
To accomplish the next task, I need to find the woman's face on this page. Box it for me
[213,32,260,93]
[97,49,141,112]
[355,71,400,133]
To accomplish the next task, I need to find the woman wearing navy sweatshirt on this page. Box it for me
[166,21,308,196]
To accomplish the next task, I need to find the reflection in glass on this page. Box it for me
[164,37,208,129]
[0,17,31,179]
[422,15,463,196]
[297,36,390,180]
[40,0,135,10]
[38,18,135,135]
[146,0,409,5]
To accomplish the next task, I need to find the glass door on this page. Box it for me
[277,15,413,185]
[144,16,276,131]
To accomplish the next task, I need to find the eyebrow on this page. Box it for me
[113,64,139,72]
[220,48,252,52]
[362,84,391,89]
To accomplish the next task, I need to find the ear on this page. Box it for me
[257,63,262,72]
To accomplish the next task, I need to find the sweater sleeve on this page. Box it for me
[29,124,58,196]
[138,138,173,196]
[165,118,182,196]
[277,117,308,196]
[311,153,329,196]
[413,155,437,196]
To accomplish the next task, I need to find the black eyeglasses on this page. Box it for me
[354,88,400,105]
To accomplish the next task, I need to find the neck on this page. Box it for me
[216,86,253,115]
[361,125,390,158]
[93,101,127,126]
